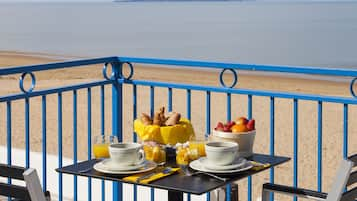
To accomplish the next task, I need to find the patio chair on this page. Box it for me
[262,154,357,201]
[0,164,51,201]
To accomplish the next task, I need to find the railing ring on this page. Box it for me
[349,77,357,98]
[219,68,238,88]
[121,62,134,80]
[19,72,36,93]
[102,63,115,80]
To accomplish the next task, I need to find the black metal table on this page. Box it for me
[56,153,290,201]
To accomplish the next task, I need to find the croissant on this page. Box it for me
[165,112,181,126]
[141,113,152,125]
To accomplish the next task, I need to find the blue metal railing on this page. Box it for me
[1,56,356,201]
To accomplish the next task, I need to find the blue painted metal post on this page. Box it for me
[112,61,123,201]
[87,88,92,201]
[343,104,348,159]
[100,86,106,201]
[270,97,275,201]
[133,85,137,143]
[206,91,211,201]
[187,90,191,120]
[73,91,78,201]
[25,98,30,168]
[150,86,155,201]
[317,101,322,192]
[187,89,192,201]
[7,101,12,191]
[168,88,173,112]
[247,95,252,201]
[41,96,47,192]
[293,99,298,201]
[133,84,138,201]
[226,93,232,201]
[58,93,63,201]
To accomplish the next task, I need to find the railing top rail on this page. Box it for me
[118,57,357,77]
[1,56,357,78]
[0,57,118,76]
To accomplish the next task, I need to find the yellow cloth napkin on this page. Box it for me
[123,168,180,184]
[250,161,271,171]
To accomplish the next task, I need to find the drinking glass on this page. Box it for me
[189,140,206,157]
[143,143,166,165]
[93,135,118,159]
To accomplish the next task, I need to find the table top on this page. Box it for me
[56,153,290,195]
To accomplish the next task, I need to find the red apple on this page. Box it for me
[215,122,224,131]
[226,121,236,129]
[247,119,255,131]
[223,125,231,132]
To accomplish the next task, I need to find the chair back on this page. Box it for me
[340,154,357,201]
[0,164,46,201]
[326,159,353,201]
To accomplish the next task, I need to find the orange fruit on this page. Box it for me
[235,117,248,125]
[231,124,249,133]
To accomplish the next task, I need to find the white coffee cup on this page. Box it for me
[109,143,145,166]
[205,141,238,166]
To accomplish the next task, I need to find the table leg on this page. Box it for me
[168,190,183,201]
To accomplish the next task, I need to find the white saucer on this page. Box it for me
[189,158,253,174]
[200,157,247,171]
[93,159,154,173]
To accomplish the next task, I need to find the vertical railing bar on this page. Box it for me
[100,85,105,201]
[7,101,12,189]
[187,90,191,120]
[150,86,155,201]
[248,95,252,119]
[133,84,138,201]
[247,95,253,201]
[317,101,322,192]
[186,89,192,201]
[41,96,47,192]
[227,93,231,121]
[73,90,78,201]
[150,86,155,117]
[343,104,348,160]
[133,85,138,142]
[270,97,275,201]
[101,86,105,135]
[87,88,92,201]
[293,99,298,201]
[226,93,232,201]
[112,62,123,201]
[58,93,63,201]
[25,98,30,168]
[206,91,211,201]
[168,88,173,112]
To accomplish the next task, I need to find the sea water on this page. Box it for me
[0,1,357,68]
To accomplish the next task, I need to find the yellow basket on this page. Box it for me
[134,118,195,145]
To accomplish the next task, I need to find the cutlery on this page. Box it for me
[180,165,228,182]
[249,161,270,167]
[135,167,172,183]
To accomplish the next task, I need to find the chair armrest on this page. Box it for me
[348,154,357,166]
[263,183,327,200]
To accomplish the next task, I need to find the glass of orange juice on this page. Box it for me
[189,140,206,157]
[143,143,166,165]
[93,135,118,159]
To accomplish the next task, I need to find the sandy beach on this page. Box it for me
[1,51,356,201]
